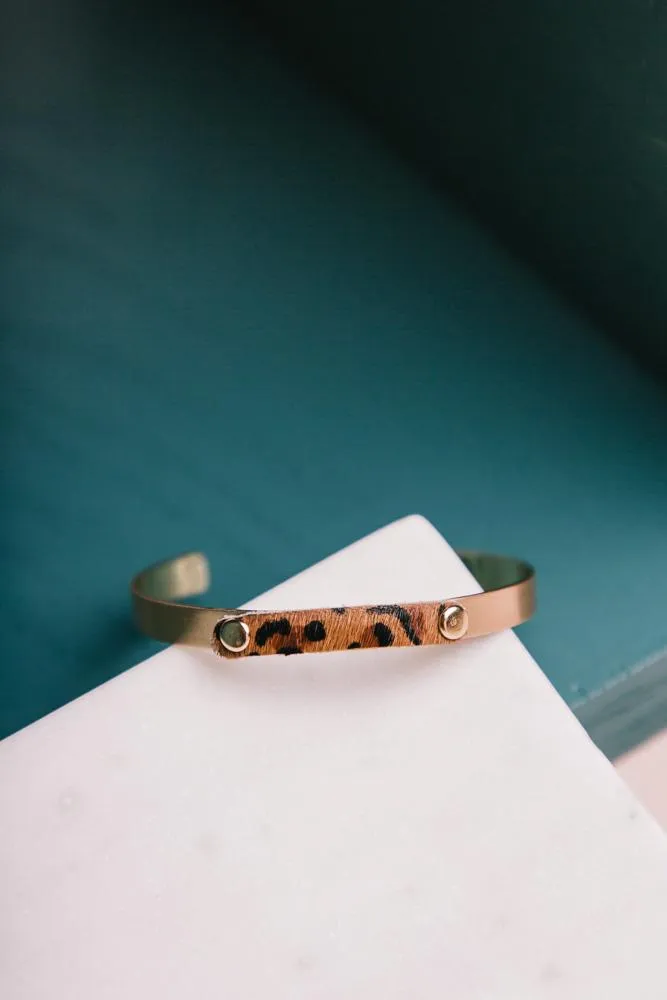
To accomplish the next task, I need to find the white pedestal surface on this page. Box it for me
[2,515,667,999]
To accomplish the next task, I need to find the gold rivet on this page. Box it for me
[438,604,468,641]
[217,617,250,653]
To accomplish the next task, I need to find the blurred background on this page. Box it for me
[2,0,666,754]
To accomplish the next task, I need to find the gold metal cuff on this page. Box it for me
[131,551,535,658]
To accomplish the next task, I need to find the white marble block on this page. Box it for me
[2,515,667,999]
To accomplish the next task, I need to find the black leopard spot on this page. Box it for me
[373,623,394,647]
[368,605,421,645]
[255,618,291,647]
[304,620,326,642]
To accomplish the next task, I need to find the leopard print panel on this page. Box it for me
[211,601,454,658]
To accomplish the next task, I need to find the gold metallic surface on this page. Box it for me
[438,603,469,641]
[216,617,250,654]
[131,550,535,658]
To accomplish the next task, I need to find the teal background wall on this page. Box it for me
[2,2,667,738]
[248,0,667,372]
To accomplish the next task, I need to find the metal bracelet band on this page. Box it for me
[131,551,535,658]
